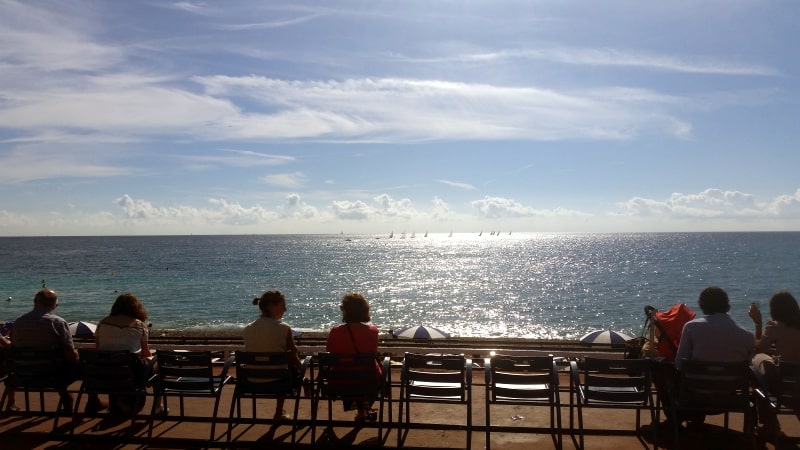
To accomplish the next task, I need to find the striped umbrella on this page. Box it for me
[579,329,632,345]
[68,321,97,337]
[393,325,451,340]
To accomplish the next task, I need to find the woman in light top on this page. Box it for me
[96,293,150,356]
[243,290,301,421]
[95,293,151,414]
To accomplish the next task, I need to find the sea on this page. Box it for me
[0,232,797,340]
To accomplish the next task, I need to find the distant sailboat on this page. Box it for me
[411,232,415,238]
[448,231,453,237]
[479,231,482,236]
[389,231,394,239]
[424,231,428,237]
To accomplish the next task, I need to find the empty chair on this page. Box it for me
[147,349,234,440]
[485,354,562,450]
[668,359,755,450]
[569,357,656,450]
[398,352,473,450]
[0,347,77,432]
[71,349,152,433]
[312,352,392,443]
[227,351,312,444]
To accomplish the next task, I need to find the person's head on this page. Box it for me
[698,286,730,315]
[252,290,287,320]
[110,293,148,321]
[34,288,59,309]
[769,290,800,329]
[340,292,371,323]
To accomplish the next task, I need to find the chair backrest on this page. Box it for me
[155,349,217,393]
[316,352,380,398]
[234,351,296,396]
[488,355,557,402]
[402,352,470,401]
[79,349,142,393]
[677,359,751,411]
[582,357,652,404]
[8,347,69,390]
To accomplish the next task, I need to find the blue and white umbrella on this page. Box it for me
[579,329,632,345]
[1,320,12,337]
[393,325,451,340]
[68,321,97,337]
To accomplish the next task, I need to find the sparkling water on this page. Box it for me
[1,232,797,339]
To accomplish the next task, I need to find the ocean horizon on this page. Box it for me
[1,232,797,340]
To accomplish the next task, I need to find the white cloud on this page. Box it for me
[471,196,590,219]
[618,188,800,219]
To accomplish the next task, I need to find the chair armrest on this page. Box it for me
[550,360,559,387]
[465,358,473,388]
[380,356,391,384]
[569,360,580,388]
[484,358,491,386]
[218,353,235,382]
[299,355,312,379]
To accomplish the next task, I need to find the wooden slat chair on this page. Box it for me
[227,351,312,444]
[0,347,76,433]
[71,349,153,434]
[398,352,473,450]
[311,352,392,444]
[147,349,234,440]
[669,359,755,450]
[485,354,562,450]
[569,357,656,450]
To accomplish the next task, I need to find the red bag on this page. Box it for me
[653,304,695,361]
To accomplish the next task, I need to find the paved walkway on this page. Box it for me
[2,370,798,450]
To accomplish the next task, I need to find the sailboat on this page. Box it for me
[411,232,415,238]
[479,231,482,236]
[389,231,394,239]
[424,231,428,237]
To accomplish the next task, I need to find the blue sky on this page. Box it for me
[1,0,798,236]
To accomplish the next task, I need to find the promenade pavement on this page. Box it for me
[3,370,798,450]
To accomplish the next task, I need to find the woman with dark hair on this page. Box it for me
[749,290,800,440]
[243,290,301,421]
[750,290,800,361]
[95,292,152,414]
[326,292,381,422]
[96,293,150,357]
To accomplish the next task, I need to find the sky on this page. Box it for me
[1,0,799,236]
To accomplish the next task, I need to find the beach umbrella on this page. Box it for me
[580,329,632,345]
[393,325,451,340]
[68,321,97,337]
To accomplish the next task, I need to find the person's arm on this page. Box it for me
[140,325,152,358]
[674,324,692,370]
[748,302,763,340]
[285,328,301,367]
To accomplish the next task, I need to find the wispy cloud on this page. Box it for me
[181,150,295,169]
[439,179,476,190]
[260,172,307,188]
[216,13,324,31]
[392,47,781,77]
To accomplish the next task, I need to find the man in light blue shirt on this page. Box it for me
[675,286,754,370]
[672,286,754,429]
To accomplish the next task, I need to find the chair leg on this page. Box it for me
[227,393,237,442]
